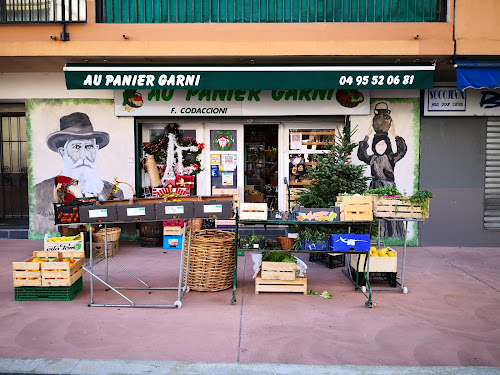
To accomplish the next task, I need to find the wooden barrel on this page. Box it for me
[139,222,163,247]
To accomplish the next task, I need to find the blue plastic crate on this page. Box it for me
[331,234,370,252]
[302,238,330,251]
[163,235,183,250]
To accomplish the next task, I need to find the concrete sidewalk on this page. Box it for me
[1,357,500,375]
[1,240,499,374]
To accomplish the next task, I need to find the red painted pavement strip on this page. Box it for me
[1,240,499,367]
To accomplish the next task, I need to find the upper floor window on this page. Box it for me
[95,0,447,23]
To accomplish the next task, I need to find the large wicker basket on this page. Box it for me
[93,227,121,242]
[183,229,235,292]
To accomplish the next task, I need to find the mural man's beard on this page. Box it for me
[61,156,104,197]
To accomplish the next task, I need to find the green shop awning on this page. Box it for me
[64,63,435,90]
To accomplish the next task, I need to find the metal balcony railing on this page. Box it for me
[0,0,86,23]
[95,0,447,23]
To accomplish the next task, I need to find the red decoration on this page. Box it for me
[176,175,195,188]
[152,187,190,197]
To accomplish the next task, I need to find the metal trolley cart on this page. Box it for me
[367,217,423,294]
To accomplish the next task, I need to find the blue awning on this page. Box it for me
[454,59,500,91]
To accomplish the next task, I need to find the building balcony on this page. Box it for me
[1,0,447,24]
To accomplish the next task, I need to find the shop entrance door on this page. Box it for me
[243,124,279,210]
[0,111,28,226]
[279,121,343,212]
[202,122,244,198]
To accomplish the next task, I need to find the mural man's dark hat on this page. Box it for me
[46,112,109,152]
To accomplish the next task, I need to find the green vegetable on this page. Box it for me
[365,186,401,196]
[320,291,332,300]
[262,252,297,263]
[408,189,433,220]
[307,290,319,295]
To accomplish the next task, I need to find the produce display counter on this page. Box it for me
[232,211,378,308]
[57,195,235,309]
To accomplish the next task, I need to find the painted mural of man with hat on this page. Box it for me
[34,112,123,233]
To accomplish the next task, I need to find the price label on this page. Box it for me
[127,207,146,216]
[89,209,108,218]
[164,206,185,214]
[204,204,223,213]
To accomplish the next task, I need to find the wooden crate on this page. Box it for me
[375,198,429,219]
[163,226,183,236]
[255,273,307,294]
[212,187,239,201]
[41,252,86,287]
[350,249,397,273]
[336,196,373,221]
[287,187,306,208]
[260,261,296,281]
[239,202,268,220]
[12,251,61,287]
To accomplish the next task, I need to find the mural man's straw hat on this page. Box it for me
[47,112,109,152]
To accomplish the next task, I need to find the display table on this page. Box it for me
[232,211,377,308]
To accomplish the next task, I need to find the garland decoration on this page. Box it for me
[213,130,234,151]
[142,123,204,178]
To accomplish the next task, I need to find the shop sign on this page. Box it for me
[113,89,371,116]
[65,64,434,90]
[424,86,500,116]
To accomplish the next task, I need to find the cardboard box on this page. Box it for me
[244,193,265,203]
[92,241,119,257]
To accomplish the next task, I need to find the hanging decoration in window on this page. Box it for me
[213,130,234,151]
[142,123,204,187]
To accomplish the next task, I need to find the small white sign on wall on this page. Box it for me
[424,85,500,116]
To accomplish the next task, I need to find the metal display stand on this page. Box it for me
[59,220,192,308]
[231,210,377,308]
[368,217,422,294]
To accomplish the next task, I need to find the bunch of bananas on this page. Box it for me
[265,148,277,160]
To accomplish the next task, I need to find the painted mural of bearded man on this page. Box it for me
[34,112,123,233]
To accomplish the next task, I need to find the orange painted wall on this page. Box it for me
[0,3,455,67]
[455,0,500,55]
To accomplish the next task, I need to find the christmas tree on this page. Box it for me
[295,126,369,208]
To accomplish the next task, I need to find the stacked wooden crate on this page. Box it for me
[255,261,307,295]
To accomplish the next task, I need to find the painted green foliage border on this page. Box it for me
[26,99,114,240]
[369,97,420,247]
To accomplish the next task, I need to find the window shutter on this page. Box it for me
[484,117,500,230]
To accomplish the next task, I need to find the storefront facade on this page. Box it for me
[2,60,500,246]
